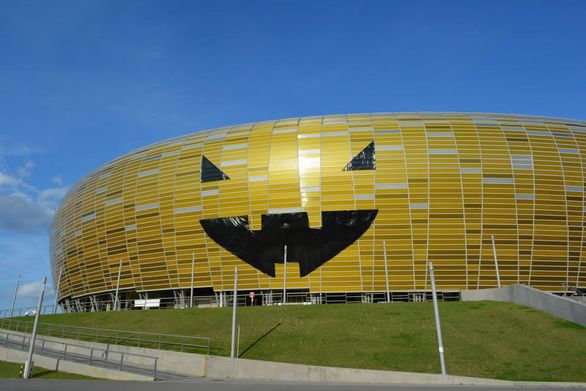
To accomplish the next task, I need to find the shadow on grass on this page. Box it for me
[32,369,55,378]
[239,322,282,358]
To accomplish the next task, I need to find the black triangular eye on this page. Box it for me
[343,141,375,171]
[201,156,230,183]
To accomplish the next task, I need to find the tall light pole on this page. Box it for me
[10,275,21,318]
[23,276,46,379]
[428,262,447,375]
[230,267,238,358]
[53,266,63,315]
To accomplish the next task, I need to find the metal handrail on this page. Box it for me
[0,318,211,355]
[0,329,159,379]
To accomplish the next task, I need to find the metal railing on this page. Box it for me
[0,318,211,355]
[0,290,462,320]
[0,329,159,379]
[0,304,60,319]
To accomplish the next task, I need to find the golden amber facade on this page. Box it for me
[50,113,586,301]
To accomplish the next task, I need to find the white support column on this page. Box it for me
[383,241,390,303]
[114,259,123,311]
[190,252,195,308]
[491,235,502,288]
[282,245,288,304]
[10,275,21,318]
[53,267,63,315]
[230,267,238,358]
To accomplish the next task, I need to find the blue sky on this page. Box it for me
[1,0,586,309]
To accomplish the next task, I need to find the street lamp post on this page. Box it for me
[428,262,447,375]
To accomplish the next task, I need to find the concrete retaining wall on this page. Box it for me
[0,329,204,377]
[0,345,152,381]
[0,328,510,385]
[205,355,512,385]
[461,284,586,326]
[3,313,586,387]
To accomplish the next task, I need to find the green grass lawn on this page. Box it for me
[0,360,98,379]
[8,301,586,382]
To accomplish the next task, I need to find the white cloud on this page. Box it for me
[39,186,69,201]
[17,160,34,178]
[15,280,54,301]
[0,172,21,187]
[0,153,69,235]
[17,281,44,300]
[0,143,37,157]
[0,192,54,233]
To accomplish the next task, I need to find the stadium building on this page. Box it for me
[50,113,586,310]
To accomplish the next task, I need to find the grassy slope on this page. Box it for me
[0,360,98,379]
[18,301,586,382]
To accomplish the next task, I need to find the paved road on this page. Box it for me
[1,379,585,391]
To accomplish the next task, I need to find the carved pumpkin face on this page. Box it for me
[199,142,378,277]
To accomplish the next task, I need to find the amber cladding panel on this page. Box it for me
[50,113,586,301]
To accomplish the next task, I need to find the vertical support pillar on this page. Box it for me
[114,259,123,311]
[190,252,195,308]
[383,241,390,303]
[230,267,238,358]
[10,275,21,318]
[53,267,63,315]
[283,245,288,304]
[491,235,501,288]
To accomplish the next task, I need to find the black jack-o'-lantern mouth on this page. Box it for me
[199,141,377,277]
[200,210,378,277]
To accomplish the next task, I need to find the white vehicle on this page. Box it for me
[24,309,37,316]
